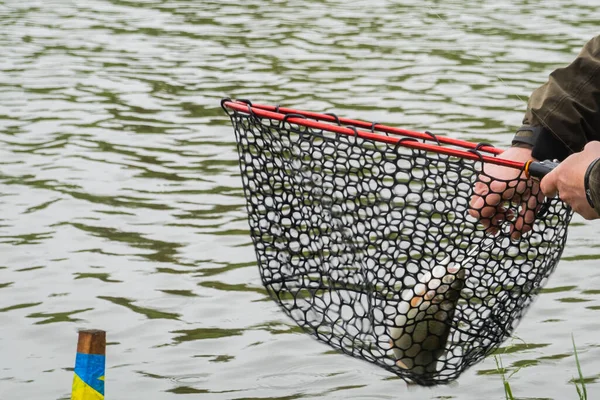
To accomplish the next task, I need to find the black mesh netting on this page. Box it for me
[223,100,573,385]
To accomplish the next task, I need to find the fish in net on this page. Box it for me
[221,99,572,386]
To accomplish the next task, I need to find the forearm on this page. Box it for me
[514,36,600,161]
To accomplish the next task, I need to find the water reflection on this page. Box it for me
[0,0,599,399]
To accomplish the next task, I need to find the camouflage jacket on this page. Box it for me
[520,35,600,210]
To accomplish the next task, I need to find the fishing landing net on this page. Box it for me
[222,99,572,385]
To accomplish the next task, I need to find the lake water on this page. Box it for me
[1,1,600,399]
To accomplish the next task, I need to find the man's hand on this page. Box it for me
[540,141,600,220]
[469,146,544,240]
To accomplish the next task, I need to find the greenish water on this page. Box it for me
[0,0,599,399]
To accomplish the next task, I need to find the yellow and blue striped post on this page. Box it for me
[71,329,105,400]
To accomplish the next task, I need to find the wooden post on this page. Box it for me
[71,329,105,400]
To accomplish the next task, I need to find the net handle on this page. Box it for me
[222,99,526,170]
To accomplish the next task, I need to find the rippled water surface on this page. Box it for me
[1,1,600,399]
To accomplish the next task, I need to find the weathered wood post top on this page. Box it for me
[71,329,106,400]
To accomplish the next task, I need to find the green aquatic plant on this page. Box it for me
[572,335,587,400]
[494,355,515,400]
[494,335,588,400]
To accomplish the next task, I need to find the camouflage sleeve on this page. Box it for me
[522,35,600,161]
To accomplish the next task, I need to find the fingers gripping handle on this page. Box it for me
[526,160,560,180]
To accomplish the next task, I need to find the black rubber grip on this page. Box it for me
[528,160,559,179]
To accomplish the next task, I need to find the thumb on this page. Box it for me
[540,169,558,198]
